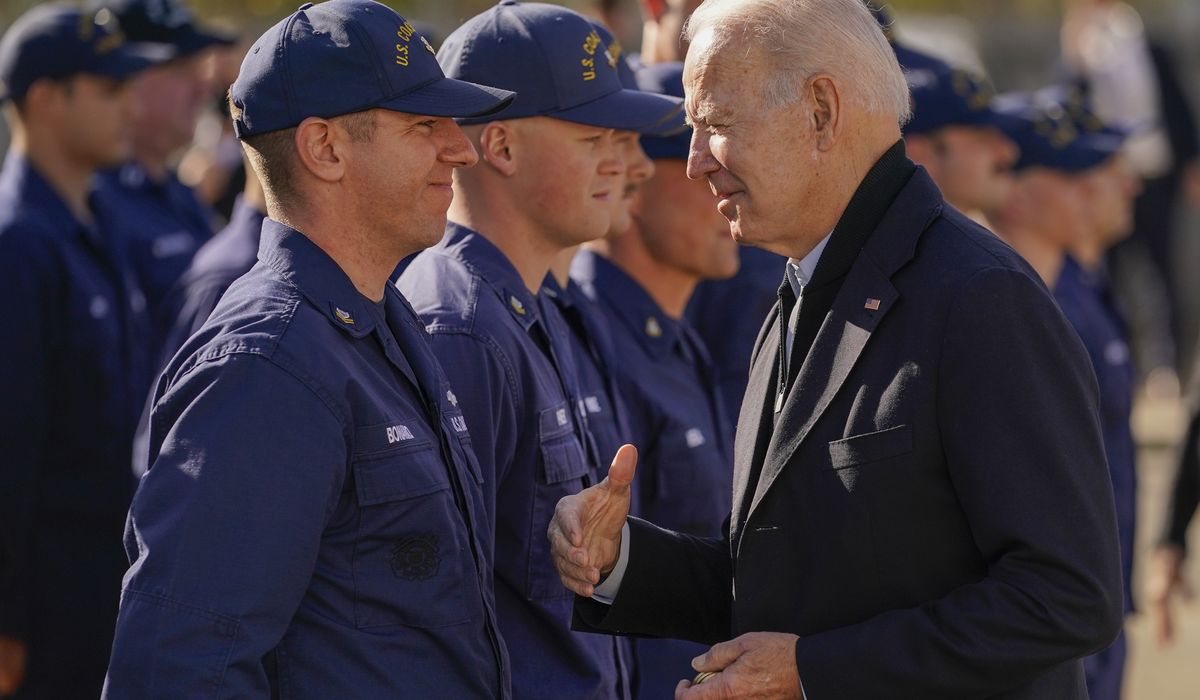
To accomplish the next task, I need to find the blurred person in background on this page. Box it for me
[398,3,681,697]
[901,58,1020,224]
[155,159,265,371]
[0,5,162,697]
[1062,0,1200,393]
[88,0,234,359]
[178,32,252,221]
[636,0,704,65]
[570,60,737,700]
[991,96,1140,700]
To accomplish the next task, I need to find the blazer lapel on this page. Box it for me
[730,303,782,545]
[747,261,898,519]
[739,168,945,526]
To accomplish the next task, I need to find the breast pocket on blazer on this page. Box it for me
[527,403,591,601]
[351,428,481,629]
[828,424,913,470]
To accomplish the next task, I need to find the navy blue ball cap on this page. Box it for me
[891,42,948,73]
[590,19,685,137]
[85,0,235,59]
[438,1,682,131]
[996,92,1125,173]
[636,62,692,160]
[903,62,1022,136]
[0,3,167,102]
[229,0,515,139]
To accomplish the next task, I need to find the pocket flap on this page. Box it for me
[828,424,912,469]
[540,436,589,484]
[354,444,450,506]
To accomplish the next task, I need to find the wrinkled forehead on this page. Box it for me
[682,27,763,117]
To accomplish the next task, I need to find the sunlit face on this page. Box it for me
[683,29,821,251]
[132,51,211,154]
[1016,167,1090,249]
[512,116,623,249]
[1078,154,1140,246]
[608,130,656,235]
[634,158,739,280]
[345,109,478,255]
[910,125,1017,215]
[56,74,139,168]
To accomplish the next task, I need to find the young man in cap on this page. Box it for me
[570,60,739,699]
[398,3,680,697]
[543,18,671,516]
[103,1,516,697]
[991,98,1141,700]
[87,0,234,358]
[901,56,1020,221]
[0,5,162,697]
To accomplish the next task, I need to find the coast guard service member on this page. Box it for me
[990,97,1140,700]
[87,0,232,355]
[0,5,161,697]
[570,61,738,699]
[901,55,1020,220]
[543,18,678,505]
[102,1,516,697]
[398,2,681,697]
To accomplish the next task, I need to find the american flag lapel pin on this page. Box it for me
[864,298,881,311]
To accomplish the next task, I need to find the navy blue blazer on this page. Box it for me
[576,161,1123,699]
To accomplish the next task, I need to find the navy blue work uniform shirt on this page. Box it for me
[0,153,151,698]
[573,250,734,699]
[541,275,632,476]
[104,220,509,699]
[398,223,633,700]
[686,246,785,423]
[156,194,266,369]
[95,163,215,355]
[1054,255,1136,614]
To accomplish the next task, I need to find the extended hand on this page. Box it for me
[0,635,27,696]
[547,444,637,597]
[1146,545,1193,647]
[675,632,803,700]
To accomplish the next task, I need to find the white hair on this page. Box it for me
[684,0,911,124]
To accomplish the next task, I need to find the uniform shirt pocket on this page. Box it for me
[527,403,591,600]
[351,429,482,629]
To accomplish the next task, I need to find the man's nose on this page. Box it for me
[687,129,717,181]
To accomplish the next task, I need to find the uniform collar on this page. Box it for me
[1,151,103,248]
[437,220,542,331]
[257,218,379,338]
[572,249,680,360]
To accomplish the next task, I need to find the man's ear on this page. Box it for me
[293,116,347,184]
[478,121,518,177]
[20,80,64,123]
[808,75,841,151]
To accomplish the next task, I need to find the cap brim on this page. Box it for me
[154,27,237,60]
[551,88,683,133]
[962,107,1027,138]
[641,131,691,160]
[378,77,516,119]
[90,42,174,81]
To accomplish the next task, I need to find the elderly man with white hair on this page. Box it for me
[548,0,1123,698]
